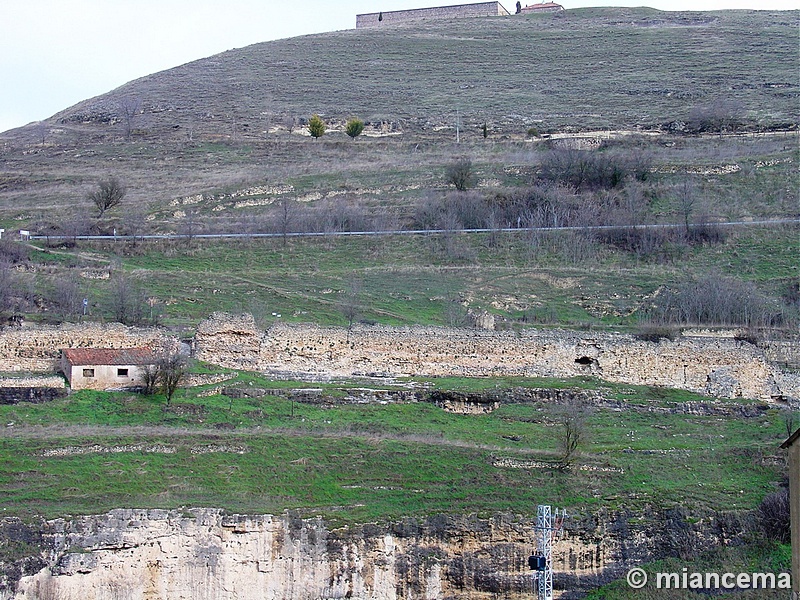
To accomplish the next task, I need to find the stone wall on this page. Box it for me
[0,323,172,374]
[195,314,800,402]
[356,2,510,28]
[6,507,744,600]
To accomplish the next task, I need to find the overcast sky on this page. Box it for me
[0,0,796,133]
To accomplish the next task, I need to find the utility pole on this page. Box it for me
[529,504,567,600]
[456,107,461,143]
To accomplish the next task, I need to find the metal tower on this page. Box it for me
[533,504,566,600]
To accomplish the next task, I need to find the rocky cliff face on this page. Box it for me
[195,314,799,403]
[5,508,744,600]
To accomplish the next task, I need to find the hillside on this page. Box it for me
[0,8,797,226]
[0,9,798,598]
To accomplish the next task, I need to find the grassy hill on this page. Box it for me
[0,9,797,596]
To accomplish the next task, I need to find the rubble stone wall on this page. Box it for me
[0,323,171,374]
[195,313,800,402]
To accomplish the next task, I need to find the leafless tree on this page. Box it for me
[338,275,364,332]
[276,197,297,246]
[445,158,476,191]
[675,176,696,235]
[155,350,188,407]
[554,402,591,470]
[53,275,83,322]
[88,177,126,218]
[782,409,797,438]
[110,274,150,326]
[0,260,16,317]
[119,97,142,141]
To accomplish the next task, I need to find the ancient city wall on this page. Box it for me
[0,323,171,373]
[356,2,510,28]
[2,315,797,402]
[195,313,800,402]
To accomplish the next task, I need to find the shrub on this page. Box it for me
[345,118,365,140]
[646,274,787,328]
[757,488,790,544]
[634,322,679,342]
[307,114,326,139]
[538,148,650,191]
[445,158,477,191]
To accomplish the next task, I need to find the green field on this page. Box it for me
[0,375,791,523]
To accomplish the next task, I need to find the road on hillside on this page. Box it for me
[23,217,800,243]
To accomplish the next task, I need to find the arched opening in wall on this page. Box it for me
[575,356,595,366]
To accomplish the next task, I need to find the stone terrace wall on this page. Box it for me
[0,323,172,373]
[195,313,800,402]
[356,2,510,28]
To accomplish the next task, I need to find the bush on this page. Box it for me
[538,147,651,191]
[345,118,365,139]
[646,274,787,328]
[757,488,790,544]
[307,114,326,139]
[634,322,679,342]
[445,158,477,191]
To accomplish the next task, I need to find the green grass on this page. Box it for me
[0,376,788,522]
[29,222,795,330]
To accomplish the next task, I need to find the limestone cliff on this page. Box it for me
[5,508,744,600]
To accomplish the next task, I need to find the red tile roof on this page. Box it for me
[62,348,157,366]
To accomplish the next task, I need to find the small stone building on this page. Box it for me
[356,2,510,28]
[521,2,564,13]
[780,428,800,599]
[61,348,156,391]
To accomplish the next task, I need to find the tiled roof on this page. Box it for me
[62,348,157,366]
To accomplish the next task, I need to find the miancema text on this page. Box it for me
[658,570,791,590]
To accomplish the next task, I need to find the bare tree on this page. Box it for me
[338,276,364,332]
[88,177,126,218]
[276,198,297,246]
[675,176,696,235]
[554,402,591,470]
[53,275,83,322]
[119,97,142,141]
[156,351,188,407]
[110,274,150,326]
[445,158,476,191]
[0,260,16,318]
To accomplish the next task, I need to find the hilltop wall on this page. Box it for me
[195,313,800,402]
[356,2,510,28]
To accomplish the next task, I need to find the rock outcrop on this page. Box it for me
[5,508,745,600]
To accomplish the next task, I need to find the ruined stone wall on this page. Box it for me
[356,2,510,28]
[0,323,172,374]
[7,508,742,600]
[195,314,800,402]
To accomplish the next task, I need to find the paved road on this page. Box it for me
[25,218,800,242]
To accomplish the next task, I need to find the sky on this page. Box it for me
[0,0,796,134]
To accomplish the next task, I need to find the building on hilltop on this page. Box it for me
[356,2,510,28]
[520,1,564,12]
[61,347,157,391]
